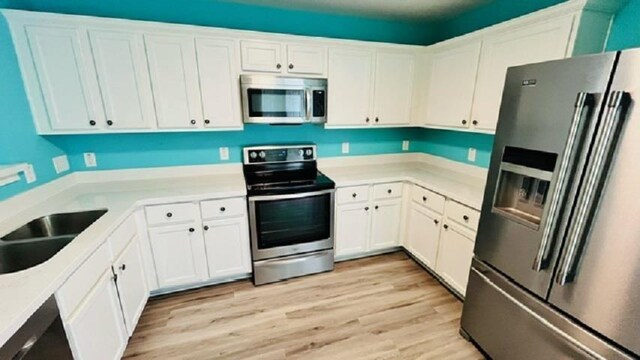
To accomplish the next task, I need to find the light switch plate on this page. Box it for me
[24,164,36,183]
[468,148,477,162]
[402,140,410,151]
[84,153,97,167]
[342,142,350,154]
[52,155,70,174]
[219,147,229,161]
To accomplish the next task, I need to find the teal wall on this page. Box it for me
[435,0,567,40]
[414,129,494,168]
[606,0,640,51]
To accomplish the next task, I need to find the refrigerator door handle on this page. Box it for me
[556,91,631,286]
[533,92,593,271]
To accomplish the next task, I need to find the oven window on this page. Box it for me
[254,194,330,249]
[248,89,305,117]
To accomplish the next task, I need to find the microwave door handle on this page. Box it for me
[533,92,593,271]
[305,88,312,120]
[556,91,630,286]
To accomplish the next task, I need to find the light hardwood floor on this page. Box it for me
[124,252,484,360]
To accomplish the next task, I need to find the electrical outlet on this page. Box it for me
[24,164,36,183]
[52,155,70,174]
[84,153,97,167]
[468,148,477,162]
[402,140,410,151]
[342,142,350,154]
[219,147,229,161]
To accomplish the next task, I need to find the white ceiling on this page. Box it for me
[227,0,491,20]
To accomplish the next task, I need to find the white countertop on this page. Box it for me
[0,171,246,346]
[320,161,486,210]
[0,154,487,346]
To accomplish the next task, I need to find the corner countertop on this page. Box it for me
[320,161,486,210]
[0,171,246,347]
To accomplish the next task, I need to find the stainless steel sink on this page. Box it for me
[0,209,108,274]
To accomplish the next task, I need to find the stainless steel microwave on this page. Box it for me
[240,75,327,124]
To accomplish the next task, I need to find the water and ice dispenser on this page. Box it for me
[492,147,557,229]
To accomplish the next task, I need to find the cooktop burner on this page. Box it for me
[243,145,335,196]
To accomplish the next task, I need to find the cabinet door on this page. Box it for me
[196,38,242,129]
[240,40,283,73]
[148,223,209,288]
[370,199,402,250]
[145,34,203,129]
[373,52,414,125]
[335,203,371,256]
[471,16,574,131]
[436,223,475,295]
[425,42,481,129]
[327,48,374,126]
[286,44,325,75]
[89,30,156,130]
[407,204,441,269]
[66,271,127,360]
[203,216,251,278]
[25,25,101,131]
[114,237,148,336]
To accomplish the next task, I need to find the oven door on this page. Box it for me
[248,189,334,260]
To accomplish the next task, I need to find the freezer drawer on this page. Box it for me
[461,259,632,360]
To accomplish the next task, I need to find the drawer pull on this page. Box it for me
[443,224,449,230]
[166,212,173,218]
[374,205,379,210]
[387,189,392,194]
[119,264,126,271]
[220,207,226,212]
[188,227,195,233]
[203,225,209,231]
[422,196,427,202]
[434,219,439,225]
[352,193,357,198]
[365,207,369,211]
[463,215,469,221]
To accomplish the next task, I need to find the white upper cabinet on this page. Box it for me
[327,48,375,126]
[470,16,574,131]
[196,37,242,129]
[425,41,481,129]
[145,34,203,129]
[373,52,414,125]
[88,30,156,130]
[240,40,283,73]
[286,44,326,75]
[24,25,102,132]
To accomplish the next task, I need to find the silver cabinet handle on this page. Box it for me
[533,92,593,271]
[556,91,630,286]
[305,88,312,120]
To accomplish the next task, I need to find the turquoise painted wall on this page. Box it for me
[435,0,567,40]
[49,125,418,171]
[0,12,68,201]
[414,129,494,168]
[606,0,640,51]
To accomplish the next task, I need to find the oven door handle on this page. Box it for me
[249,189,335,202]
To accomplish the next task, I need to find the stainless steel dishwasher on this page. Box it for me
[0,296,73,359]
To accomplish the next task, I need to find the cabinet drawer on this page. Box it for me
[372,182,403,200]
[57,242,112,320]
[145,203,198,226]
[108,215,137,259]
[446,200,480,231]
[337,185,370,204]
[411,185,445,214]
[201,197,246,220]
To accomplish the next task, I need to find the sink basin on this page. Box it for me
[0,209,108,274]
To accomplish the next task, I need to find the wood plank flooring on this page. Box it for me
[123,252,484,360]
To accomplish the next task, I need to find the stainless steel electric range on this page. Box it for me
[243,144,335,285]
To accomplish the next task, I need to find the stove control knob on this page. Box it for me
[305,149,313,156]
[259,151,266,158]
[249,151,257,159]
[298,149,304,157]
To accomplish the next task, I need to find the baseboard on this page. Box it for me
[402,248,465,301]
[149,272,252,297]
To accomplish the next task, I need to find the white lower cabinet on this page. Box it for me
[435,221,475,296]
[203,216,251,279]
[148,222,209,288]
[113,237,149,336]
[335,203,371,256]
[407,203,441,268]
[370,199,402,250]
[65,271,128,360]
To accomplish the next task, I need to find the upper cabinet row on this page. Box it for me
[422,15,576,132]
[5,3,613,134]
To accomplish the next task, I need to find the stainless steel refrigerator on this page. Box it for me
[461,50,640,359]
